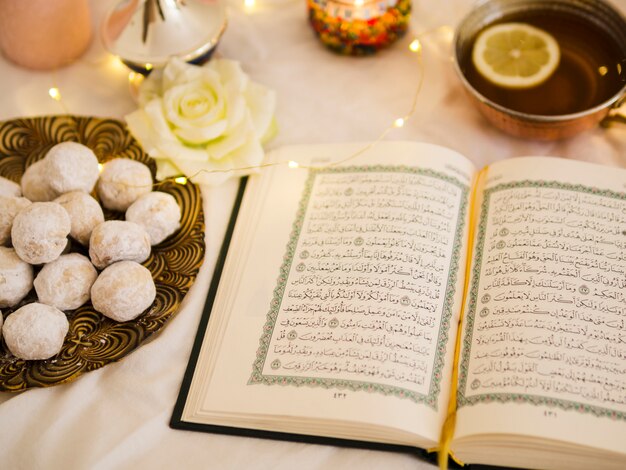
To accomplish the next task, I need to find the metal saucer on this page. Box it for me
[101,0,227,74]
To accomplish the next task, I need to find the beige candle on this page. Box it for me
[0,0,92,70]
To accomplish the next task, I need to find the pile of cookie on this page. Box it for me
[0,142,181,361]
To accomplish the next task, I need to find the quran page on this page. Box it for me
[453,157,626,469]
[176,142,475,449]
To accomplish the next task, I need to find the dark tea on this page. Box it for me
[460,10,626,116]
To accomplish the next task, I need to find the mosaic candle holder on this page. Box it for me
[307,0,411,55]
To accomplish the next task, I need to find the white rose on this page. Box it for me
[125,58,276,186]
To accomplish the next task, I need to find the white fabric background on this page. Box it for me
[0,0,625,468]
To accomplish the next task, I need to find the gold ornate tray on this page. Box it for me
[0,115,205,392]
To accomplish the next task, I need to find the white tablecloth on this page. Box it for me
[1,0,625,468]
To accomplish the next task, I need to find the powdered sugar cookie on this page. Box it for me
[0,196,31,246]
[21,160,59,202]
[91,261,156,322]
[34,253,98,311]
[2,303,68,360]
[45,142,100,195]
[55,191,105,246]
[11,202,71,264]
[0,246,34,308]
[89,220,151,269]
[96,158,152,211]
[0,176,21,197]
[126,192,181,245]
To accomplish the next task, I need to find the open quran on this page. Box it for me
[171,142,626,470]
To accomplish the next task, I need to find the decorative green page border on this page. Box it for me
[249,165,469,408]
[457,180,626,420]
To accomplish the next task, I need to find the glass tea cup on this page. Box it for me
[453,0,626,140]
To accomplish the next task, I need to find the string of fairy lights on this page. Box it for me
[44,2,454,187]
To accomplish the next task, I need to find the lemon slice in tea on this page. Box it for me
[472,22,560,89]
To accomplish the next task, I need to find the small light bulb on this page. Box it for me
[48,87,61,101]
[128,71,145,91]
[598,66,608,76]
[98,163,104,173]
[355,0,364,6]
[441,25,455,43]
[145,63,153,72]
[288,161,300,169]
[110,56,126,72]
[175,176,188,185]
[244,0,255,8]
[409,39,421,53]
[394,118,405,128]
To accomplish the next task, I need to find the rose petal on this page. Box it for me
[154,158,182,181]
[135,101,214,162]
[211,61,247,129]
[179,89,216,119]
[223,89,246,130]
[225,136,265,170]
[205,114,255,160]
[126,99,184,157]
[156,140,211,162]
[163,57,202,89]
[125,109,159,155]
[244,82,276,139]
[144,99,182,143]
[262,118,278,144]
[163,78,225,130]
[173,120,228,144]
[173,137,264,186]
[211,60,248,93]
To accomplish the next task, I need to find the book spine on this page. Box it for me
[436,166,488,469]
